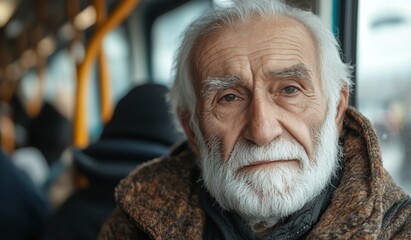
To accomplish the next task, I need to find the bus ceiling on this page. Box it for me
[0,0,193,83]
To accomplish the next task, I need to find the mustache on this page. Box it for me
[206,137,310,171]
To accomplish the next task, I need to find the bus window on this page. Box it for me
[20,26,132,142]
[87,26,133,140]
[151,1,211,84]
[357,0,411,194]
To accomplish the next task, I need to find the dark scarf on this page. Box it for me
[198,165,342,240]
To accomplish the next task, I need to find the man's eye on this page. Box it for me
[282,86,299,95]
[220,94,238,102]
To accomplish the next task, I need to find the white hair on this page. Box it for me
[168,0,351,134]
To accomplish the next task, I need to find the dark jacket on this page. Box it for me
[99,107,411,239]
[0,150,51,240]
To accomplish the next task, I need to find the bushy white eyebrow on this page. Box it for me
[270,64,312,81]
[202,76,241,98]
[201,64,311,98]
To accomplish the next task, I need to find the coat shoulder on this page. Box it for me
[98,208,150,240]
[106,144,205,239]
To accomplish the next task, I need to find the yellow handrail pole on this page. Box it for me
[66,0,84,60]
[0,66,16,154]
[0,77,15,103]
[0,44,23,154]
[98,50,113,123]
[27,0,48,118]
[73,0,139,148]
[94,0,113,124]
[0,113,15,155]
[27,54,46,117]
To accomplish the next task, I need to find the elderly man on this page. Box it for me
[99,0,411,239]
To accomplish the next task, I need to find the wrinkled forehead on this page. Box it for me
[190,15,319,90]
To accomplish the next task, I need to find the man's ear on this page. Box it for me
[335,86,349,134]
[181,115,200,156]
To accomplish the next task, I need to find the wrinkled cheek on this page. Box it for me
[202,124,244,160]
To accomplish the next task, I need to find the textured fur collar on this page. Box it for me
[306,107,407,239]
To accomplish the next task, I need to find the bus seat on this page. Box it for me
[73,82,183,194]
[100,82,182,145]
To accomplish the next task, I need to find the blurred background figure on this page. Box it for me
[11,101,73,191]
[28,102,72,167]
[0,149,51,240]
[10,93,32,150]
[43,83,183,240]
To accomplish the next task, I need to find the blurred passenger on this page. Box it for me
[28,102,72,167]
[43,83,183,240]
[10,101,72,193]
[10,93,31,149]
[0,150,51,240]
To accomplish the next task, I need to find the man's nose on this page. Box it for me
[243,94,283,146]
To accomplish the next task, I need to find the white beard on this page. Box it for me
[197,108,341,226]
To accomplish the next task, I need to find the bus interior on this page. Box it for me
[0,0,410,238]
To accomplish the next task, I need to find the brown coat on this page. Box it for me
[98,107,411,239]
